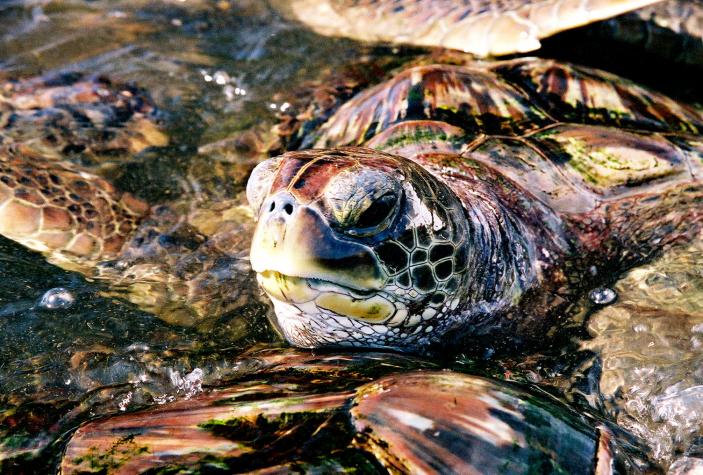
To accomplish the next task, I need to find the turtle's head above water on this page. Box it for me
[247,147,472,352]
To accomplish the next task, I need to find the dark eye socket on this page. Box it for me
[353,193,397,232]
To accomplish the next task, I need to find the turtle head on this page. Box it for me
[247,147,471,351]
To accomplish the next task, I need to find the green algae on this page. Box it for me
[71,435,150,474]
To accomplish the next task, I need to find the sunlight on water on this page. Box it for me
[583,238,703,466]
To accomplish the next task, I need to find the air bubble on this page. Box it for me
[38,287,76,310]
[589,287,617,305]
[168,368,204,400]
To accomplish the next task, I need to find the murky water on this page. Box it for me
[1,1,703,473]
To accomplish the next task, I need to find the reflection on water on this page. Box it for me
[1,0,703,473]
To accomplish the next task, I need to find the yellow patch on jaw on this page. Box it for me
[315,293,393,323]
[258,271,319,303]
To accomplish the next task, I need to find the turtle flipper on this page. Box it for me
[279,0,663,56]
[0,144,148,272]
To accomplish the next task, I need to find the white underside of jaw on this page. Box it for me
[268,297,428,351]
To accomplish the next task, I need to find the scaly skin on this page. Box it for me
[0,144,148,271]
[275,0,664,56]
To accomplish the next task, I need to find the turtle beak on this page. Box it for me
[250,191,385,293]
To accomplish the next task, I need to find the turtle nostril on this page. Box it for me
[266,193,297,217]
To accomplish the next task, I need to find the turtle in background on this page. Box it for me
[273,0,679,57]
[0,71,274,327]
[274,1,703,101]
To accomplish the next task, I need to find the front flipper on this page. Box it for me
[0,144,148,272]
[279,0,663,56]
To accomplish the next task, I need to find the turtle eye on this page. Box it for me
[352,192,398,233]
[325,168,402,237]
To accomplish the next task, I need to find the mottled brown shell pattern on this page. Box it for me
[301,58,703,217]
[0,144,148,268]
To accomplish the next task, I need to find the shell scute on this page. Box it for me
[497,59,703,134]
[314,64,549,148]
[365,120,468,157]
[467,137,595,214]
[532,124,693,199]
[0,145,148,263]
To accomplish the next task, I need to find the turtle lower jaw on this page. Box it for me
[257,271,396,323]
[257,270,371,301]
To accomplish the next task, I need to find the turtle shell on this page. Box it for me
[296,58,703,216]
[60,347,638,474]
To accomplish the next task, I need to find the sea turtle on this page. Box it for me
[273,0,697,58]
[0,71,272,327]
[247,57,703,353]
[2,22,703,351]
[274,1,703,101]
[1,0,700,334]
[59,346,644,474]
[2,1,701,473]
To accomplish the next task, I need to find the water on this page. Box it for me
[1,1,703,473]
[38,287,76,310]
[589,287,618,306]
[582,239,703,466]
